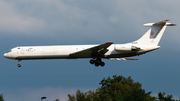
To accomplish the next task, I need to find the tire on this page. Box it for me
[100,62,105,67]
[17,64,21,67]
[94,62,99,67]
[90,59,95,64]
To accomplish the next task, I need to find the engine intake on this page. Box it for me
[131,46,141,51]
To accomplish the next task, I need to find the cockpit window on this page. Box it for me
[7,50,12,53]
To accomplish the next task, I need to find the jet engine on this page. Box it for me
[114,45,141,52]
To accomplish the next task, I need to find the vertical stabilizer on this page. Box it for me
[136,20,175,46]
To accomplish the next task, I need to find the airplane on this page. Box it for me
[4,20,175,67]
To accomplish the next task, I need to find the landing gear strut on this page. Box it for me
[89,58,105,67]
[17,60,21,67]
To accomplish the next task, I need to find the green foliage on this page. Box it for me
[68,89,99,101]
[68,94,76,101]
[67,75,180,101]
[157,92,180,101]
[122,88,156,101]
[54,99,60,101]
[97,75,155,101]
[0,94,4,101]
[67,75,156,101]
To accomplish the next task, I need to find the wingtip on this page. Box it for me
[106,42,113,44]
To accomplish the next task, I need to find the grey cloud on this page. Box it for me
[0,0,179,43]
[0,1,46,33]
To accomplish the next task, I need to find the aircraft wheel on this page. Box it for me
[17,64,21,67]
[17,60,21,67]
[94,62,99,67]
[90,59,95,64]
[100,62,105,67]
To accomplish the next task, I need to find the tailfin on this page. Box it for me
[135,20,176,46]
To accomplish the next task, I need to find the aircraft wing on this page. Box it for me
[70,42,113,58]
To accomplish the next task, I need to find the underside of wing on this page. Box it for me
[70,42,113,58]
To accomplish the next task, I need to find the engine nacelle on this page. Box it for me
[114,45,140,52]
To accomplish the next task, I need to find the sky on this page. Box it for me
[0,0,180,101]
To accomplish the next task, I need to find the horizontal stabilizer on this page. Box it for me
[122,57,139,60]
[144,20,176,27]
[110,58,139,60]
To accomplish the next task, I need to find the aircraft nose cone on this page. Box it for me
[4,53,8,58]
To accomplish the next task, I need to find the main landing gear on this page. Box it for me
[17,60,21,67]
[89,58,105,67]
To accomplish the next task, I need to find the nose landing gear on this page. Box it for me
[17,60,21,67]
[89,58,105,67]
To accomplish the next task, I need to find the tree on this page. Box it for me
[54,99,60,101]
[67,75,180,101]
[0,94,4,101]
[68,89,100,101]
[97,75,155,101]
[157,92,180,101]
[68,94,76,101]
[67,75,155,101]
[122,88,156,101]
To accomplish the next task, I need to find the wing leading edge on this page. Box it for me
[70,42,113,58]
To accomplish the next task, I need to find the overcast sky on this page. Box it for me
[1,0,180,101]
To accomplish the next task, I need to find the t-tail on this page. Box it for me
[135,20,176,46]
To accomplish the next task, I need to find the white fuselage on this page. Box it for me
[4,20,174,67]
[3,43,160,60]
